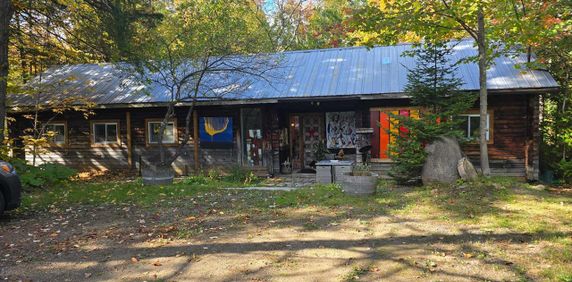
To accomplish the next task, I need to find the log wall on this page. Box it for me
[12,106,243,175]
[367,94,540,179]
[11,93,540,179]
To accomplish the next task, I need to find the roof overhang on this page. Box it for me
[9,86,559,113]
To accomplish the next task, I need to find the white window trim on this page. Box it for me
[147,121,177,144]
[459,113,490,141]
[46,123,66,145]
[92,122,119,145]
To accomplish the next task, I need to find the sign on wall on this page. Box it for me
[326,112,356,149]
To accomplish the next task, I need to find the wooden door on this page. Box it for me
[302,113,324,167]
[371,108,419,160]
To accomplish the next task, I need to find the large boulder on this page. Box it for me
[457,157,479,181]
[421,136,462,184]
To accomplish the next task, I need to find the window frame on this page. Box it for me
[145,119,178,146]
[44,121,67,146]
[90,120,121,147]
[458,110,494,145]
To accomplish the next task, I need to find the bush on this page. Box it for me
[207,168,222,180]
[19,163,76,188]
[224,165,259,185]
[558,159,572,184]
[181,175,214,186]
[388,136,427,184]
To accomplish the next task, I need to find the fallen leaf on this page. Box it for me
[153,261,162,266]
[131,257,139,263]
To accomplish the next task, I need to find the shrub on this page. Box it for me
[224,165,259,185]
[19,163,76,189]
[181,175,213,186]
[558,159,572,184]
[207,168,222,180]
[388,136,427,184]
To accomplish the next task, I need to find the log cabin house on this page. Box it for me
[9,40,559,180]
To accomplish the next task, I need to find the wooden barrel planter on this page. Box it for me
[141,164,174,186]
[340,172,379,196]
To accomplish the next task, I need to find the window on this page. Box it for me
[147,120,176,145]
[92,122,119,145]
[45,123,66,145]
[458,113,492,142]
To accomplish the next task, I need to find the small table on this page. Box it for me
[315,160,354,184]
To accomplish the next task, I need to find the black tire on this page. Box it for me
[0,191,5,216]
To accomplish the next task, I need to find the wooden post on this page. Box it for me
[193,110,199,172]
[126,112,133,168]
[238,109,244,165]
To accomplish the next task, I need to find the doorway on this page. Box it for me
[289,113,324,170]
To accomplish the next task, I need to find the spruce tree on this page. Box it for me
[389,42,476,184]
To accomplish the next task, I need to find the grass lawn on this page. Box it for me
[2,176,572,281]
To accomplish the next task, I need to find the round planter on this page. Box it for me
[141,164,174,186]
[340,172,379,196]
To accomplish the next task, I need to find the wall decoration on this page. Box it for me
[199,117,233,144]
[326,112,356,149]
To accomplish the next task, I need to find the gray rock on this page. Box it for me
[457,157,479,181]
[421,136,462,184]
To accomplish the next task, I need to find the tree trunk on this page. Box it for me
[158,104,175,165]
[477,8,491,176]
[0,0,14,143]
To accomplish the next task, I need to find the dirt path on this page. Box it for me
[1,198,545,282]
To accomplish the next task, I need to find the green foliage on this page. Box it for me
[69,0,163,61]
[127,0,276,166]
[224,166,259,185]
[557,159,572,184]
[388,136,427,183]
[19,163,76,189]
[266,0,357,50]
[181,167,259,186]
[207,168,222,181]
[536,5,572,181]
[350,1,570,176]
[388,42,476,183]
[180,175,215,186]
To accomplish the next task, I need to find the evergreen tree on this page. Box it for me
[389,41,476,184]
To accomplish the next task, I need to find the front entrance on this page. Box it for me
[289,113,325,170]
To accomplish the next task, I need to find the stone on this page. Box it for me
[341,172,379,196]
[457,157,479,181]
[421,136,463,184]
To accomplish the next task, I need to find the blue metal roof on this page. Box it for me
[10,39,559,106]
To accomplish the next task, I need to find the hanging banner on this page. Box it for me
[199,117,233,144]
[326,112,356,149]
